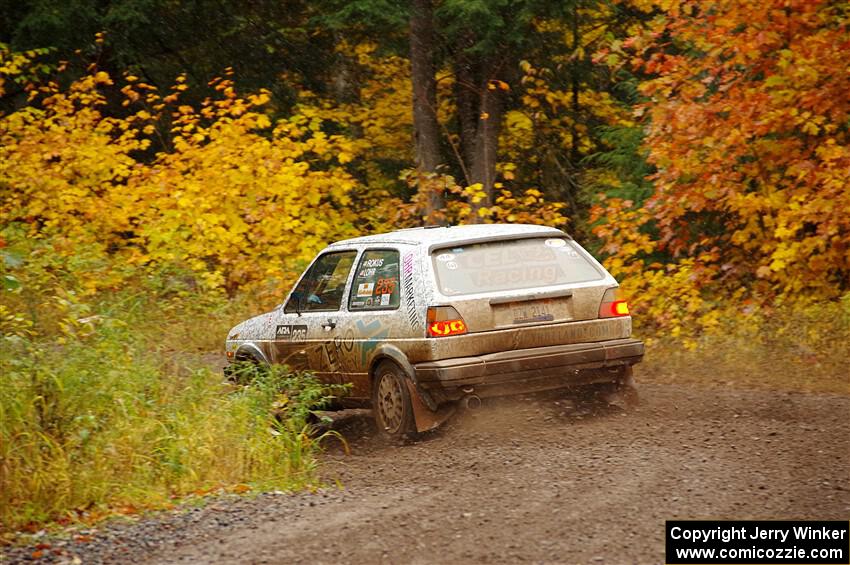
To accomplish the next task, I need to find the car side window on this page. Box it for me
[284,251,357,313]
[349,249,400,311]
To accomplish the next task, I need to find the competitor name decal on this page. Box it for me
[402,253,421,330]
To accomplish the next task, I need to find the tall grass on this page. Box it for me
[641,298,850,395]
[0,286,340,532]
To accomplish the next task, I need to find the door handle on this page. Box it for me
[323,319,337,331]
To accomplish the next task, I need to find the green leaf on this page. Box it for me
[2,274,21,291]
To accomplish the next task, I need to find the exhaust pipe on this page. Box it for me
[463,394,482,410]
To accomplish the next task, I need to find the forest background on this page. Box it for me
[1,0,848,532]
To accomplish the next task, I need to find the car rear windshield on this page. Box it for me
[431,237,604,296]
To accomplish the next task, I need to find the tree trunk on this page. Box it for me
[570,4,581,165]
[459,52,510,222]
[453,36,478,182]
[453,46,512,223]
[468,78,504,216]
[409,0,443,221]
[331,32,357,103]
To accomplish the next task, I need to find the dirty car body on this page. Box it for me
[224,224,644,436]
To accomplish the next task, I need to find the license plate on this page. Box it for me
[511,300,555,324]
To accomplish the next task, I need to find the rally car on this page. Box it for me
[225,224,643,437]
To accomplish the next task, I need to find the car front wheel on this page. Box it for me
[371,361,415,439]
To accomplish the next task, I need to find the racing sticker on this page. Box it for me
[357,282,375,297]
[322,341,340,373]
[375,277,397,295]
[402,253,422,330]
[275,324,308,342]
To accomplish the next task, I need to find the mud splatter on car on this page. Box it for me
[225,224,643,437]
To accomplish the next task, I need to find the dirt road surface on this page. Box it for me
[5,382,849,564]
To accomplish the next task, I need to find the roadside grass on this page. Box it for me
[0,287,344,534]
[640,300,850,395]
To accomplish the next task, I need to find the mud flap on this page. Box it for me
[405,380,456,433]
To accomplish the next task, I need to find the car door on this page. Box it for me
[336,247,403,397]
[273,249,358,382]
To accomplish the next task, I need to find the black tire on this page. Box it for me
[371,361,415,439]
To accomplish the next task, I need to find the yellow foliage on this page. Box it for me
[0,44,52,98]
[0,66,363,299]
[502,55,633,179]
[391,171,568,230]
[326,41,413,191]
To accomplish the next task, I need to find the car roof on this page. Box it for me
[327,223,567,248]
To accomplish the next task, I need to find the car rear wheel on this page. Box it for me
[372,361,415,439]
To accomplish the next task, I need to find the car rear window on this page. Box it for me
[431,237,604,296]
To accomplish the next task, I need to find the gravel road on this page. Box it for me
[4,382,849,564]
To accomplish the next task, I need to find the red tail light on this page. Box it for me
[429,319,467,336]
[426,306,468,337]
[599,288,631,318]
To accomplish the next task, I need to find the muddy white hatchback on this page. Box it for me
[225,224,644,437]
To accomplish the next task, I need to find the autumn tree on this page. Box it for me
[3,1,654,236]
[648,0,848,293]
[501,2,652,223]
[591,0,850,333]
[319,0,643,225]
[0,56,364,297]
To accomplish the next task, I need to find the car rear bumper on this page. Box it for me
[413,338,644,397]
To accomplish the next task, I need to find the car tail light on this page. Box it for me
[426,306,468,337]
[599,287,631,318]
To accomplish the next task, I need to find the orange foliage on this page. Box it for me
[593,0,850,333]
